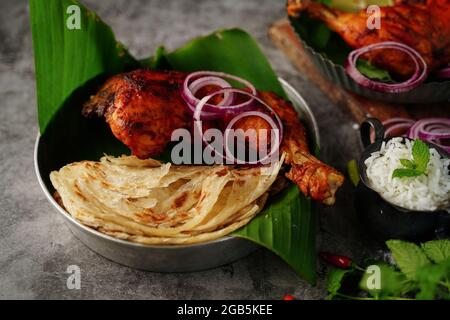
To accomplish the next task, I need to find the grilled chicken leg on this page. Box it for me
[83,70,190,158]
[235,91,344,205]
[83,69,344,205]
[287,0,450,79]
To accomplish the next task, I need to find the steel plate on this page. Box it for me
[34,78,320,272]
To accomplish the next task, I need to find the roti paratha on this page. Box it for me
[50,155,284,245]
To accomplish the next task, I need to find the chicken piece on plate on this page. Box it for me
[234,91,344,205]
[82,69,344,205]
[82,70,191,158]
[287,0,450,79]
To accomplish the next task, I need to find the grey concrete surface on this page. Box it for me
[0,0,380,299]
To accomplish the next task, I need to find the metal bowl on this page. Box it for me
[355,118,450,242]
[34,78,320,272]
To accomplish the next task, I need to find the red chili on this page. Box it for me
[319,252,353,269]
[283,295,295,300]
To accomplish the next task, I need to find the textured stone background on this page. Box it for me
[0,0,379,299]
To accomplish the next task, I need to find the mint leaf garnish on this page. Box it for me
[359,263,414,297]
[415,261,450,300]
[412,139,430,172]
[392,139,430,179]
[392,168,421,178]
[386,240,431,280]
[399,159,416,169]
[421,240,450,263]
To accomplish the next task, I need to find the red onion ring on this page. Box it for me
[382,117,415,127]
[381,117,450,152]
[408,118,450,139]
[182,71,257,119]
[418,130,450,140]
[189,76,234,107]
[384,122,413,138]
[193,88,283,165]
[408,118,450,153]
[345,41,428,93]
[224,111,281,165]
[382,117,414,137]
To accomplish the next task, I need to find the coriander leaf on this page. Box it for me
[327,267,352,299]
[359,263,415,297]
[421,240,450,263]
[356,60,393,82]
[412,140,430,172]
[386,240,431,280]
[400,159,416,169]
[392,168,422,178]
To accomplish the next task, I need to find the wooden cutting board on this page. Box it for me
[268,19,450,123]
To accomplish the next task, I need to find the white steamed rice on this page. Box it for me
[365,138,450,211]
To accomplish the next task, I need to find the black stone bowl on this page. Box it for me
[355,118,450,242]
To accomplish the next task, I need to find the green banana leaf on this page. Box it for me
[234,185,316,284]
[31,0,316,284]
[163,29,286,98]
[30,0,139,132]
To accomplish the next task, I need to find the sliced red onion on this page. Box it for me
[408,122,420,140]
[382,117,414,126]
[380,117,450,152]
[384,122,413,138]
[419,130,450,140]
[224,111,281,165]
[182,71,257,119]
[345,41,428,93]
[408,118,450,153]
[423,124,448,132]
[193,88,283,165]
[189,76,234,107]
[417,123,450,140]
[408,118,450,139]
[382,117,414,137]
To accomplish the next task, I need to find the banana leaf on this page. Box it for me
[30,0,316,284]
[234,185,316,284]
[30,0,139,132]
[163,29,286,98]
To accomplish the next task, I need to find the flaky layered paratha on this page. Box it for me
[50,155,283,245]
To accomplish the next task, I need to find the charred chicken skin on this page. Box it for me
[287,0,450,79]
[82,69,344,205]
[83,70,190,158]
